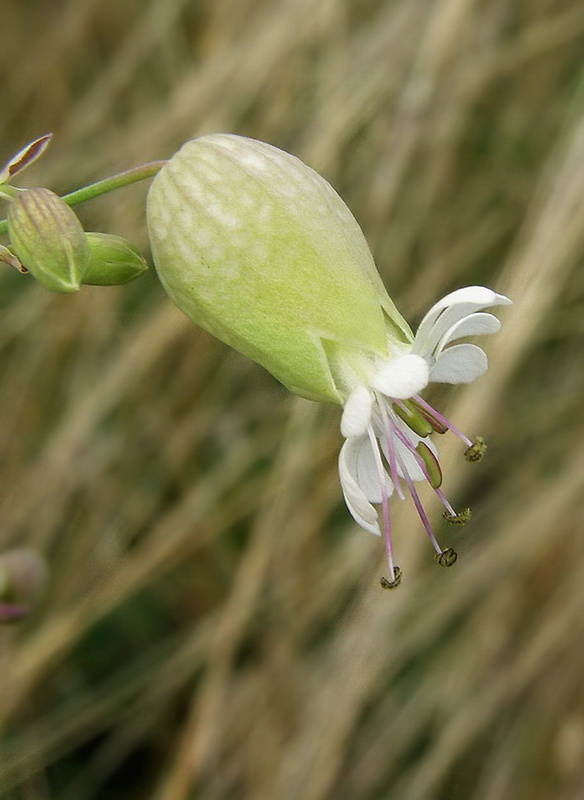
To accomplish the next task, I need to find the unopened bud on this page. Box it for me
[0,548,48,624]
[82,232,148,285]
[7,187,90,292]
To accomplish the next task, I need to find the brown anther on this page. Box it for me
[443,507,471,525]
[435,548,458,567]
[380,567,402,589]
[464,436,487,462]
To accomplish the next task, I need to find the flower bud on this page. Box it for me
[147,134,412,404]
[82,232,148,285]
[0,548,48,624]
[7,187,90,292]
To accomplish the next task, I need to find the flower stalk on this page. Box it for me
[0,134,165,236]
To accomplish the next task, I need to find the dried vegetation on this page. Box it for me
[2,1,584,798]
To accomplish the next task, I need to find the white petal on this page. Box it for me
[414,287,511,357]
[341,386,373,438]
[371,354,429,399]
[338,439,382,535]
[343,435,394,502]
[430,343,488,384]
[358,438,394,502]
[436,312,501,354]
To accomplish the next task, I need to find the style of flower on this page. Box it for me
[338,286,510,588]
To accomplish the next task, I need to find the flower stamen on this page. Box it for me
[411,401,449,435]
[367,427,398,584]
[380,568,402,589]
[413,394,474,448]
[393,445,443,556]
[392,399,434,437]
[434,489,471,525]
[382,409,473,561]
[376,396,405,500]
[415,440,442,489]
[435,548,458,567]
[465,436,487,462]
[443,507,471,525]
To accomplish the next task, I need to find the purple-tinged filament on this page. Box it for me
[371,392,481,588]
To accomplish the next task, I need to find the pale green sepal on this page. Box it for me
[0,134,52,185]
[147,134,413,404]
[0,185,18,201]
[7,188,89,293]
[0,244,27,273]
[82,233,148,285]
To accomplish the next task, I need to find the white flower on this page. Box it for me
[147,135,511,589]
[338,286,511,588]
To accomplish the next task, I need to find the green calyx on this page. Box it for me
[83,233,148,285]
[147,134,412,404]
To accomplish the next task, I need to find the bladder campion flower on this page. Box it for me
[147,134,510,587]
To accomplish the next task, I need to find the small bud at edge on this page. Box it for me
[82,232,148,285]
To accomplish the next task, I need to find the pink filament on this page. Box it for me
[367,427,397,582]
[413,394,473,448]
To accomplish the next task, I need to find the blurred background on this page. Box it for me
[2,1,584,798]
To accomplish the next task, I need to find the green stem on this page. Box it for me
[0,160,166,237]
